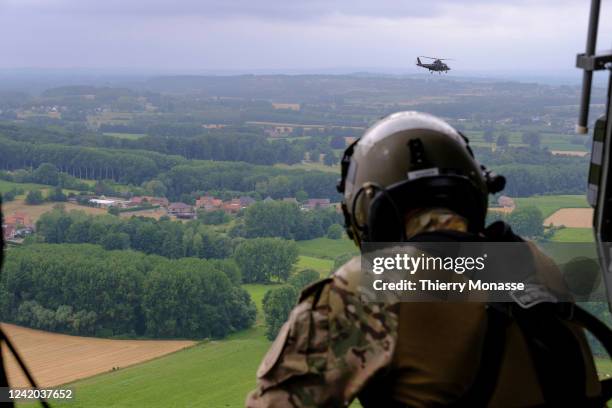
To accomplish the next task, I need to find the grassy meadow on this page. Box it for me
[296,237,357,259]
[296,255,335,276]
[513,194,589,218]
[47,327,270,408]
[103,132,147,140]
[550,227,594,242]
[0,180,48,194]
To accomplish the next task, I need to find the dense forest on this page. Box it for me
[0,138,340,200]
[0,244,256,338]
[0,124,336,166]
[0,140,590,201]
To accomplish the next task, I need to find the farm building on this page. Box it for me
[168,202,195,219]
[4,212,33,228]
[497,196,516,209]
[302,198,331,211]
[89,197,129,208]
[239,196,256,208]
[2,224,16,241]
[223,199,242,214]
[196,195,223,211]
[130,196,169,207]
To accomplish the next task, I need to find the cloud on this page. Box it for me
[0,0,608,72]
[2,0,582,20]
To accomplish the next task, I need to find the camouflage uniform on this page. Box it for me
[245,210,600,407]
[246,254,398,407]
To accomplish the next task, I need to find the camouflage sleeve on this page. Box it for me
[245,271,398,408]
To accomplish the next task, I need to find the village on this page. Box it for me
[2,192,336,243]
[87,194,334,218]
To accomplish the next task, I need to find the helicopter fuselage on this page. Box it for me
[416,57,451,73]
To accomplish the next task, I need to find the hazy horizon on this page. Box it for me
[2,0,611,78]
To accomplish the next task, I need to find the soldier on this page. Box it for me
[246,112,605,407]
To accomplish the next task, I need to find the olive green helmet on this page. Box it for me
[337,111,505,246]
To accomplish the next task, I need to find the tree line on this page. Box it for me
[495,163,586,197]
[0,244,256,338]
[0,123,333,167]
[241,201,343,240]
[0,137,340,200]
[474,146,589,197]
[35,208,233,259]
[34,208,303,284]
[0,136,179,185]
[159,162,339,201]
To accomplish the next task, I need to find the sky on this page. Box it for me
[0,0,611,78]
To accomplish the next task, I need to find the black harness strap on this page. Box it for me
[0,328,51,408]
[573,305,612,356]
[572,305,612,404]
[0,338,14,408]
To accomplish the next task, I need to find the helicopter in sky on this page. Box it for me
[416,56,452,73]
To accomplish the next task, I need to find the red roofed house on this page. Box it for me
[302,198,331,211]
[239,196,256,208]
[5,212,32,228]
[196,195,223,212]
[497,195,516,210]
[2,224,16,241]
[131,196,169,207]
[223,199,242,214]
[168,202,195,219]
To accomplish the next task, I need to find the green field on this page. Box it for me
[274,162,339,173]
[0,180,47,194]
[513,195,589,217]
[551,227,594,242]
[48,327,269,408]
[242,283,280,316]
[596,358,612,378]
[466,130,588,152]
[296,237,357,259]
[103,132,147,140]
[296,255,335,276]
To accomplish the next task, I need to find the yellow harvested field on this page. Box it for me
[3,200,107,223]
[488,207,513,214]
[119,207,168,220]
[4,199,167,222]
[1,323,196,387]
[272,102,300,111]
[544,208,593,228]
[551,150,589,157]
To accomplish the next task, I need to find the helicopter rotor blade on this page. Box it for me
[418,56,454,61]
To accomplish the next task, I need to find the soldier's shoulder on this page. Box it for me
[249,255,399,406]
[297,254,398,340]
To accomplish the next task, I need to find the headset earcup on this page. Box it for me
[366,176,486,241]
